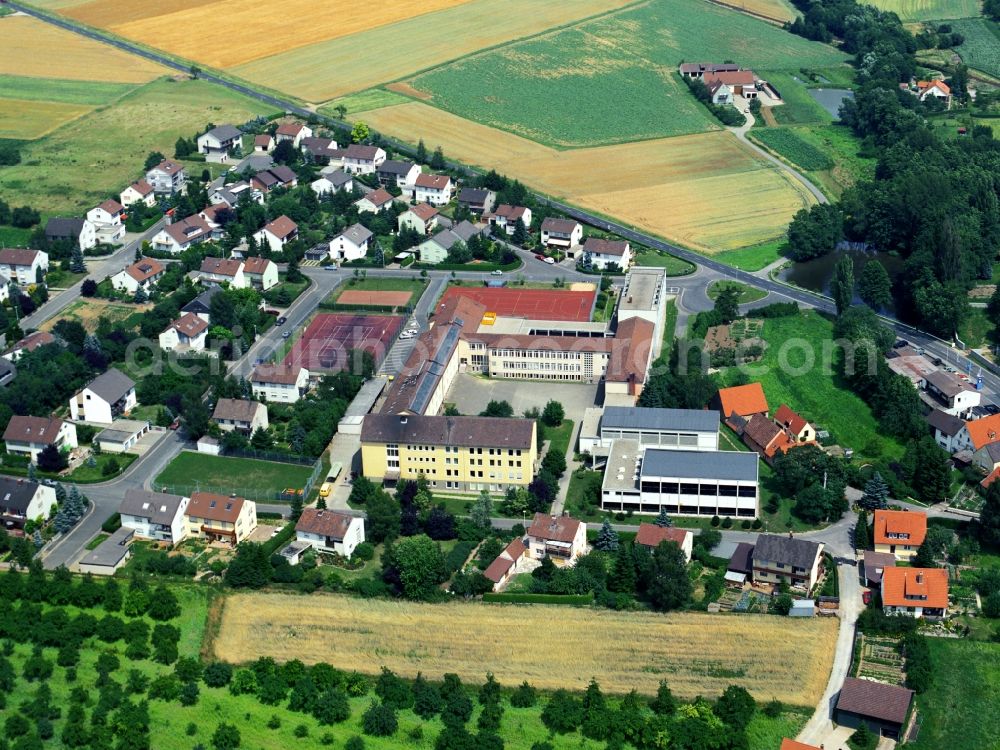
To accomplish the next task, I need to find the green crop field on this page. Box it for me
[764,71,838,125]
[320,88,414,116]
[786,124,875,193]
[0,74,137,105]
[154,451,314,501]
[750,128,835,171]
[953,18,1000,79]
[868,0,982,21]
[407,0,848,147]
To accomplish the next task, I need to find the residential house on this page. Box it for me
[145,159,186,195]
[234,153,273,175]
[198,203,231,236]
[485,204,532,237]
[835,677,914,741]
[928,408,965,453]
[3,331,56,362]
[310,169,353,196]
[78,527,133,575]
[706,79,733,105]
[111,257,165,295]
[773,404,815,442]
[863,550,896,588]
[457,187,495,214]
[354,187,396,214]
[242,256,279,291]
[923,369,980,417]
[0,248,49,284]
[44,218,96,251]
[274,122,313,148]
[713,382,769,429]
[150,215,212,254]
[377,160,421,189]
[881,567,949,619]
[341,144,386,174]
[119,180,156,208]
[212,398,268,434]
[483,537,528,591]
[118,488,189,545]
[526,513,587,566]
[295,508,366,559]
[251,166,297,193]
[196,125,242,162]
[158,312,208,353]
[740,413,799,464]
[86,199,126,244]
[329,223,373,262]
[726,542,755,585]
[873,509,927,561]
[398,203,439,235]
[704,70,758,98]
[254,215,298,254]
[418,221,486,265]
[211,180,261,208]
[780,739,821,750]
[635,523,693,562]
[3,415,78,463]
[181,286,221,323]
[582,237,631,270]
[300,137,341,164]
[413,173,453,206]
[0,476,56,530]
[183,491,257,546]
[540,217,583,253]
[941,411,1000,456]
[917,79,951,106]
[751,534,824,591]
[69,368,136,424]
[251,363,309,402]
[253,134,274,153]
[198,257,245,288]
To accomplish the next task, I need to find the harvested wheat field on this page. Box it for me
[213,592,837,705]
[0,15,165,82]
[709,0,797,22]
[362,102,814,253]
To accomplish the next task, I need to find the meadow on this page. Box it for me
[953,18,1000,79]
[212,592,838,705]
[784,124,876,197]
[0,75,141,139]
[407,0,847,147]
[362,102,815,254]
[867,0,982,21]
[39,298,146,333]
[154,451,314,501]
[0,99,92,139]
[750,128,835,171]
[764,71,839,125]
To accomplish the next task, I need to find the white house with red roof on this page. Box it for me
[198,257,246,289]
[251,363,310,402]
[0,248,49,284]
[119,179,156,208]
[295,508,366,558]
[158,312,209,353]
[145,159,186,196]
[917,80,951,107]
[526,513,587,566]
[397,203,439,235]
[254,134,274,153]
[354,188,396,214]
[3,415,78,463]
[151,215,212,253]
[274,122,313,148]
[111,257,165,295]
[635,523,693,562]
[582,237,632,270]
[482,537,528,591]
[340,144,386,174]
[485,204,532,236]
[413,173,454,206]
[242,256,279,291]
[86,199,127,244]
[253,215,298,254]
[3,331,56,362]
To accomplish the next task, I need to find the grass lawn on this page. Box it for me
[715,310,903,462]
[0,225,33,247]
[44,268,87,289]
[66,452,137,482]
[787,124,876,198]
[634,248,697,276]
[0,74,137,105]
[764,71,837,126]
[960,307,992,349]
[129,404,166,423]
[154,451,314,501]
[84,532,109,550]
[39,298,149,333]
[320,87,411,116]
[663,299,678,347]
[911,639,1000,749]
[544,419,574,459]
[715,239,789,271]
[707,281,769,304]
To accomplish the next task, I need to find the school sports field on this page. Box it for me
[440,287,596,322]
[335,290,413,307]
[283,313,403,374]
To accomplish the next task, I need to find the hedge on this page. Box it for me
[445,541,476,575]
[400,255,415,267]
[262,522,295,556]
[482,592,594,605]
[318,302,412,314]
[413,259,521,273]
[101,512,122,534]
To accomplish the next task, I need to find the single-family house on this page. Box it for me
[417,222,481,265]
[923,369,980,417]
[86,199,126,244]
[198,257,246,288]
[341,144,386,174]
[483,537,528,591]
[398,203,439,236]
[211,180,261,208]
[111,257,165,295]
[942,411,1000,456]
[251,166,298,193]
[69,368,136,424]
[300,137,341,164]
[354,187,396,214]
[917,80,951,106]
[242,256,279,291]
[329,223,373,262]
[707,79,733,105]
[0,476,57,530]
[540,217,583,253]
[119,488,189,545]
[457,187,495,215]
[251,363,309,402]
[740,413,798,464]
[704,70,758,98]
[3,415,78,463]
[310,169,353,196]
[95,419,150,454]
[863,550,896,588]
[274,122,313,148]
[150,215,212,254]
[413,173,454,206]
[44,218,96,252]
[835,677,914,741]
[526,513,587,566]
[183,491,257,546]
[295,508,366,559]
[181,286,220,323]
[145,159,186,196]
[196,125,242,162]
[253,134,274,153]
[0,248,49,284]
[119,179,156,208]
[3,331,56,362]
[234,153,273,174]
[751,533,824,591]
[773,404,815,442]
[377,160,421,189]
[212,398,268,433]
[158,312,209,353]
[881,567,948,619]
[780,740,821,750]
[635,523,693,562]
[582,237,631,270]
[873,509,927,561]
[713,382,769,429]
[198,203,232,235]
[928,408,965,453]
[254,215,298,254]
[485,204,531,237]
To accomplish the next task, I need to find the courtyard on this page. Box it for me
[443,372,599,417]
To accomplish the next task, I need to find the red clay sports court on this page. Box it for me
[440,287,596,322]
[283,313,403,373]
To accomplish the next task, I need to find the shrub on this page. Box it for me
[353,542,375,561]
[266,716,281,730]
[211,722,241,750]
[293,724,308,738]
[345,737,365,750]
[362,701,398,737]
[721,516,733,529]
[510,681,537,708]
[763,699,783,718]
[711,515,721,527]
[186,723,198,737]
[203,662,233,688]
[541,690,583,734]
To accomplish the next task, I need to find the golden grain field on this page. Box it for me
[0,99,93,139]
[0,15,166,82]
[213,593,837,705]
[360,102,815,253]
[708,0,797,23]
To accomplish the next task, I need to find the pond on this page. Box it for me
[779,247,902,311]
[808,88,854,119]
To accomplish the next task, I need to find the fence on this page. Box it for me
[154,452,325,503]
[223,447,316,465]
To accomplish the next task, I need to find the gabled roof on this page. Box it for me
[862,550,895,585]
[320,169,353,187]
[881,567,948,609]
[358,188,394,208]
[0,248,44,266]
[7,331,55,355]
[212,398,264,424]
[716,383,768,420]
[965,413,1000,450]
[925,369,973,398]
[263,215,298,239]
[488,204,528,221]
[635,523,690,549]
[45,217,87,239]
[728,542,754,574]
[182,286,221,315]
[0,476,43,513]
[457,187,493,203]
[780,739,821,750]
[583,237,629,257]
[344,144,382,160]
[527,513,582,544]
[149,159,184,175]
[167,312,208,338]
[774,404,808,434]
[541,217,580,234]
[275,122,306,136]
[337,223,373,247]
[605,316,654,384]
[163,215,212,245]
[203,124,241,141]
[415,173,451,189]
[295,508,355,540]
[742,413,786,452]
[200,257,243,278]
[199,203,229,223]
[873,509,927,547]
[252,362,305,385]
[752,534,822,570]
[125,257,165,282]
[84,368,135,404]
[704,70,756,86]
[405,203,439,222]
[361,414,534,449]
[125,179,154,196]
[97,199,124,214]
[927,408,963,437]
[186,491,246,523]
[3,415,66,445]
[242,256,274,275]
[119,488,185,526]
[918,79,950,94]
[836,677,913,725]
[378,160,418,176]
[254,134,273,146]
[483,538,527,583]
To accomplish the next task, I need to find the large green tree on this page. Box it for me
[857,260,892,310]
[386,535,446,600]
[642,540,692,612]
[830,254,855,315]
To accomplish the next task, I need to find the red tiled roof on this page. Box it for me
[3,415,66,445]
[98,199,124,214]
[407,203,439,221]
[583,237,629,257]
[263,215,298,239]
[717,383,768,420]
[0,248,44,266]
[873,509,927,547]
[186,492,246,523]
[359,188,394,208]
[704,70,756,86]
[780,739,821,750]
[296,508,355,540]
[964,413,1000,450]
[168,312,208,338]
[881,566,948,609]
[527,513,582,544]
[242,256,273,275]
[483,538,527,583]
[774,404,808,435]
[164,215,211,245]
[276,122,305,136]
[200,257,243,277]
[126,179,153,196]
[605,316,654,385]
[151,159,184,175]
[126,257,164,283]
[635,523,690,549]
[9,331,54,354]
[252,363,304,385]
[415,173,451,189]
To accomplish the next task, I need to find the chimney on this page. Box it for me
[916,572,924,584]
[400,415,408,424]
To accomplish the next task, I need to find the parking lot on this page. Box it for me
[444,373,599,417]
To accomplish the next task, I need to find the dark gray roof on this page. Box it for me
[235,154,273,174]
[985,442,1000,462]
[925,370,971,398]
[377,160,417,176]
[204,125,241,140]
[836,677,913,725]
[182,286,221,315]
[362,414,534,449]
[86,368,135,404]
[79,526,134,568]
[728,542,754,574]
[603,406,719,433]
[458,187,493,203]
[339,223,373,246]
[926,408,964,437]
[641,449,757,481]
[450,220,486,243]
[45,217,86,239]
[0,475,41,513]
[752,533,822,569]
[119,489,185,525]
[323,169,353,188]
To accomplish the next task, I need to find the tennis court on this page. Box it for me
[283,313,403,373]
[440,286,596,322]
[336,289,413,307]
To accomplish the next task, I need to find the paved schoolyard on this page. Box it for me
[444,373,599,417]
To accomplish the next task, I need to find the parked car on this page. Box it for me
[324,265,337,270]
[491,269,503,276]
[534,254,545,260]
[168,419,180,431]
[544,257,556,264]
[892,339,909,349]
